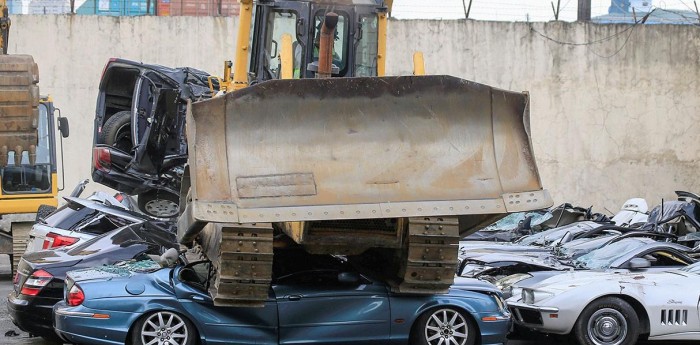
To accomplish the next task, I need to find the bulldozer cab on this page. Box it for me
[249,0,383,82]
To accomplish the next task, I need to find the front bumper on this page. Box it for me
[476,312,512,345]
[7,292,58,339]
[54,301,136,345]
[508,301,573,335]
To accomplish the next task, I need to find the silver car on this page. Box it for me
[507,260,700,345]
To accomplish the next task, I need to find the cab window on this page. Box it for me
[266,10,299,79]
[312,12,348,76]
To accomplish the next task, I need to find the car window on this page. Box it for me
[44,203,100,229]
[78,214,134,235]
[179,261,211,291]
[638,250,690,267]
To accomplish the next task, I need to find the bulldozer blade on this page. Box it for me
[182,75,551,231]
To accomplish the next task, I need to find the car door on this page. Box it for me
[273,268,390,345]
[172,261,278,345]
[131,72,180,175]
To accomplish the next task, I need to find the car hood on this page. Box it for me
[452,277,500,293]
[531,269,693,294]
[460,253,570,277]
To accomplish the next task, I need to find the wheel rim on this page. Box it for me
[140,311,189,345]
[144,198,179,218]
[424,308,469,345]
[587,308,628,345]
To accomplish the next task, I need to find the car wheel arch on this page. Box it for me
[125,308,203,345]
[408,304,481,345]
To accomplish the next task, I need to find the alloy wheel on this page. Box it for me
[424,308,469,345]
[140,311,189,345]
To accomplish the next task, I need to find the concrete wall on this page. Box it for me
[11,15,700,212]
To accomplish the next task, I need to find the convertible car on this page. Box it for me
[55,248,512,345]
[507,260,700,345]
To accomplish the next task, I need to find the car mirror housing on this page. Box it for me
[629,257,651,270]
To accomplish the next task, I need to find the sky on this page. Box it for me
[391,0,696,21]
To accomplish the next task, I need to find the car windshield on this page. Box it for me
[43,202,100,229]
[573,239,647,269]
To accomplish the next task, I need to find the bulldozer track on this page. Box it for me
[209,223,274,307]
[393,217,460,294]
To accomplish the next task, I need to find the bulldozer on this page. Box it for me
[177,0,552,306]
[0,1,69,270]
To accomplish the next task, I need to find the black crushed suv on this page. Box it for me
[92,58,214,218]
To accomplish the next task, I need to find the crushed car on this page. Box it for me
[91,58,214,218]
[7,224,177,342]
[54,247,512,345]
[24,190,158,254]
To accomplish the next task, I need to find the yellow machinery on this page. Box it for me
[0,1,69,270]
[178,0,552,306]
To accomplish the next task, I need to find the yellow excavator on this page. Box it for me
[0,0,69,270]
[178,0,552,306]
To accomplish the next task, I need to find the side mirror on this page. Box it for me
[58,117,69,138]
[338,272,360,285]
[629,258,651,270]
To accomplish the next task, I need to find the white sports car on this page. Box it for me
[507,260,700,345]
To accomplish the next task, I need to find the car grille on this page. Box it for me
[511,306,543,325]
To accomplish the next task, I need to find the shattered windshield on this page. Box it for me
[573,239,647,269]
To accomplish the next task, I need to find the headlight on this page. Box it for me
[490,293,505,311]
[521,288,554,304]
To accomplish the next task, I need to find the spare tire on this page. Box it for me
[99,111,132,152]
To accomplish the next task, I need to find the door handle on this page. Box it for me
[287,294,302,301]
[191,295,205,302]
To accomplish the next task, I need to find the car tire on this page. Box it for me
[35,204,57,222]
[99,110,132,152]
[131,310,196,345]
[138,189,180,218]
[410,307,476,345]
[574,297,640,345]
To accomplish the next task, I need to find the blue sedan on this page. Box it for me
[54,249,511,345]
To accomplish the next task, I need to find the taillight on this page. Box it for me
[67,285,85,306]
[93,147,112,172]
[20,269,53,296]
[42,232,79,250]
